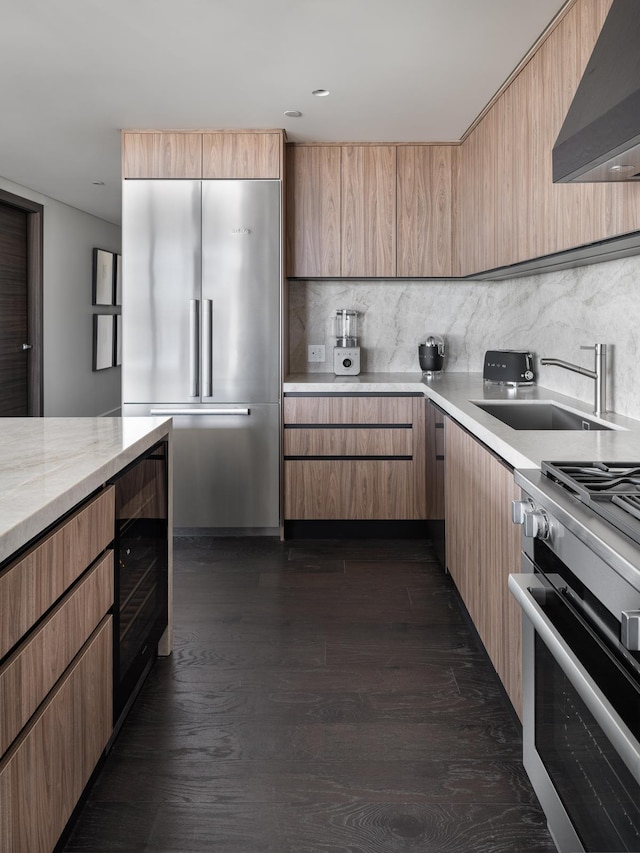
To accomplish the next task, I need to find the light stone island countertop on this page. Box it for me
[284,372,640,470]
[0,416,172,565]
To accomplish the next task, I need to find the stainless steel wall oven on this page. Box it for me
[510,463,640,852]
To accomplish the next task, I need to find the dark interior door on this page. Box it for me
[0,202,29,415]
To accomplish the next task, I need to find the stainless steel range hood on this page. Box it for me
[552,0,640,183]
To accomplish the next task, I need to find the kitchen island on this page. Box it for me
[0,416,172,563]
[0,416,172,853]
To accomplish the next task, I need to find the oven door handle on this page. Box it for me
[509,573,640,786]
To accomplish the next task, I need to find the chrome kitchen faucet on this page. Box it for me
[540,343,607,417]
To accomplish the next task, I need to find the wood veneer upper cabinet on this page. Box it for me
[535,0,640,256]
[341,145,396,278]
[445,418,522,718]
[397,146,453,277]
[286,146,341,278]
[202,132,282,178]
[454,104,502,276]
[122,132,202,179]
[453,0,640,272]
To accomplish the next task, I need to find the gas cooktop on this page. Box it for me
[542,461,640,547]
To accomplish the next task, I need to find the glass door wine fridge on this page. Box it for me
[111,440,168,729]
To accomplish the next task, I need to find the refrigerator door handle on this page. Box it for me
[150,408,250,416]
[202,299,213,398]
[189,299,199,398]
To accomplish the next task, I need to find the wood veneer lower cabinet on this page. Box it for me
[0,617,112,853]
[0,552,113,756]
[444,417,522,718]
[0,486,116,853]
[0,487,115,659]
[283,394,426,520]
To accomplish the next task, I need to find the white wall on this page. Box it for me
[289,253,640,419]
[0,177,121,416]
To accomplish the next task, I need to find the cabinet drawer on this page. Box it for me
[284,396,414,425]
[0,551,113,757]
[284,427,412,457]
[0,617,112,853]
[0,487,115,659]
[284,459,418,519]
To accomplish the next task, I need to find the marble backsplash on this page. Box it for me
[288,254,640,419]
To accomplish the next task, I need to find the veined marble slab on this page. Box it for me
[288,253,640,419]
[284,372,640,471]
[0,417,171,564]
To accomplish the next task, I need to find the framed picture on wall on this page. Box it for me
[114,314,122,366]
[114,253,122,306]
[92,248,115,306]
[93,314,114,370]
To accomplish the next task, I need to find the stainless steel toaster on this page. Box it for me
[483,350,535,385]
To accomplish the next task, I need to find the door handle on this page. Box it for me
[189,299,199,398]
[202,300,212,398]
[22,343,32,351]
[509,573,640,785]
[150,408,250,416]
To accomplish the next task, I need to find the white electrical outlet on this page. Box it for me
[307,345,325,363]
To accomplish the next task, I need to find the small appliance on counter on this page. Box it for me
[483,349,535,385]
[333,308,361,375]
[418,334,445,375]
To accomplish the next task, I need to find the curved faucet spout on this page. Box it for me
[540,344,607,417]
[539,358,596,380]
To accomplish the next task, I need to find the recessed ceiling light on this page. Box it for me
[608,164,635,173]
[312,89,330,97]
[284,110,302,118]
[92,180,105,185]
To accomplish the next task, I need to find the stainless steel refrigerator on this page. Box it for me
[122,179,281,532]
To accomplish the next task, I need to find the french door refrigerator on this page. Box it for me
[122,179,281,532]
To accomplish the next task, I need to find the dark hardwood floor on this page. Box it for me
[63,537,555,852]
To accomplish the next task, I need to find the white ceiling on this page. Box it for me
[0,0,567,225]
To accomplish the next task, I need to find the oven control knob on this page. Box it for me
[523,509,550,540]
[621,611,640,652]
[512,499,534,525]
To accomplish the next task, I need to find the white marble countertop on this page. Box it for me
[0,417,172,565]
[284,372,640,469]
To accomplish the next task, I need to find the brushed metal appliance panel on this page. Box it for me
[201,180,280,404]
[123,403,280,530]
[122,180,201,404]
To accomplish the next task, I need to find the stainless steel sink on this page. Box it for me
[472,401,614,431]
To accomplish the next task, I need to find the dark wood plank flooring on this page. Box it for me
[63,537,555,852]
